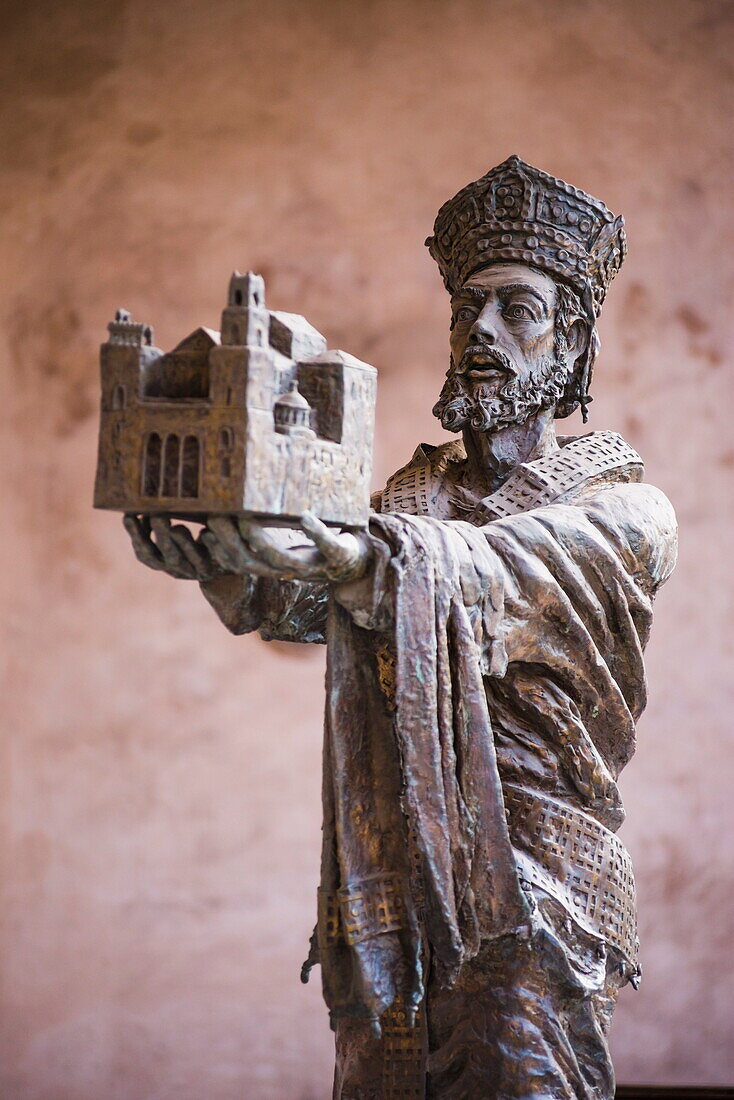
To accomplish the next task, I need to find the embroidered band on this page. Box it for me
[473,431,643,522]
[318,888,344,948]
[381,996,427,1099]
[337,873,408,947]
[504,784,638,965]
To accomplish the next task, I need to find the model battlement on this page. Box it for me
[94,273,377,526]
[106,309,154,347]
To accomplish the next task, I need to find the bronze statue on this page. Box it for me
[117,156,678,1098]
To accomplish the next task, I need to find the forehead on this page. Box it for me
[457,263,557,302]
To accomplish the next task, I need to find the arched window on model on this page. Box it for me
[162,434,180,497]
[112,384,126,410]
[181,435,200,498]
[219,426,234,478]
[143,432,162,496]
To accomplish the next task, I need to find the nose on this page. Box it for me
[469,305,498,344]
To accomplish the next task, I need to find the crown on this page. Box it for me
[425,155,626,317]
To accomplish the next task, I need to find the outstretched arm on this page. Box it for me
[200,515,373,641]
[123,513,374,640]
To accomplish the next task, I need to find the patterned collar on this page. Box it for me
[379,431,643,522]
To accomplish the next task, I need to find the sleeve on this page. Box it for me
[336,482,677,638]
[468,481,677,785]
[475,481,678,682]
[200,573,329,644]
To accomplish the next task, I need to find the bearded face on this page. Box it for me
[433,347,570,433]
[433,263,580,435]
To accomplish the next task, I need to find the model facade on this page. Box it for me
[94,273,376,526]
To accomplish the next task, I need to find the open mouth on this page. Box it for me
[460,349,516,380]
[464,357,513,380]
[466,364,508,379]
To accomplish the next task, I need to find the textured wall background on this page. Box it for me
[1,1,732,1096]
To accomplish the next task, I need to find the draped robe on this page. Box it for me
[201,429,677,1099]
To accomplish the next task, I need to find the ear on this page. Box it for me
[565,317,590,367]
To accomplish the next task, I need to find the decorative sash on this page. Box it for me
[504,784,638,967]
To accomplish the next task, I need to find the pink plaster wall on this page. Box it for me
[1,1,732,1095]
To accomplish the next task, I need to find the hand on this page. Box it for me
[124,512,373,585]
[124,514,223,582]
[201,512,372,584]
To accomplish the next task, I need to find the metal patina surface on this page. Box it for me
[117,157,678,1098]
[94,273,376,527]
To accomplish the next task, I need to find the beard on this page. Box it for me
[432,342,571,434]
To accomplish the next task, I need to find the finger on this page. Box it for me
[124,514,165,570]
[202,521,283,577]
[200,528,241,573]
[207,517,260,572]
[150,516,174,552]
[299,511,342,555]
[169,524,215,580]
[208,515,243,550]
[237,518,303,571]
[150,517,195,578]
[201,530,282,578]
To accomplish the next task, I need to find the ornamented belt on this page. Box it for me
[319,872,407,948]
[318,868,427,1099]
[319,794,636,1099]
[503,784,638,966]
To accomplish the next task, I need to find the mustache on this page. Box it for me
[458,343,517,376]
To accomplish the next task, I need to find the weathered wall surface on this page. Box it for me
[1,1,732,1095]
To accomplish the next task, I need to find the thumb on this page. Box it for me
[300,510,336,551]
[300,511,364,578]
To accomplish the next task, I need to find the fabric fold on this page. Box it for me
[314,513,530,1024]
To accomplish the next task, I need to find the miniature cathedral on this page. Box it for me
[94,273,377,527]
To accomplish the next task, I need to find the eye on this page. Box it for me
[454,306,477,323]
[503,303,534,321]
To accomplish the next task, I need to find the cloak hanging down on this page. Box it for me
[301,431,677,1035]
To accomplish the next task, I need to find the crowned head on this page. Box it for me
[426,156,626,434]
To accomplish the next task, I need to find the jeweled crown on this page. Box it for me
[425,155,626,317]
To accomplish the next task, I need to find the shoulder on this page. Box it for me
[388,440,465,481]
[582,481,677,540]
[372,440,465,515]
[579,481,678,590]
[488,480,677,593]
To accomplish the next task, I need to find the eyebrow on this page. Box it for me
[454,285,487,301]
[453,282,551,315]
[498,283,549,305]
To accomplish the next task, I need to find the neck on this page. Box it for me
[462,407,559,495]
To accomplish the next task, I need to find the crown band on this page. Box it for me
[425,155,626,317]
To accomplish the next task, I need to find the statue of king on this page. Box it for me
[125,156,678,1099]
